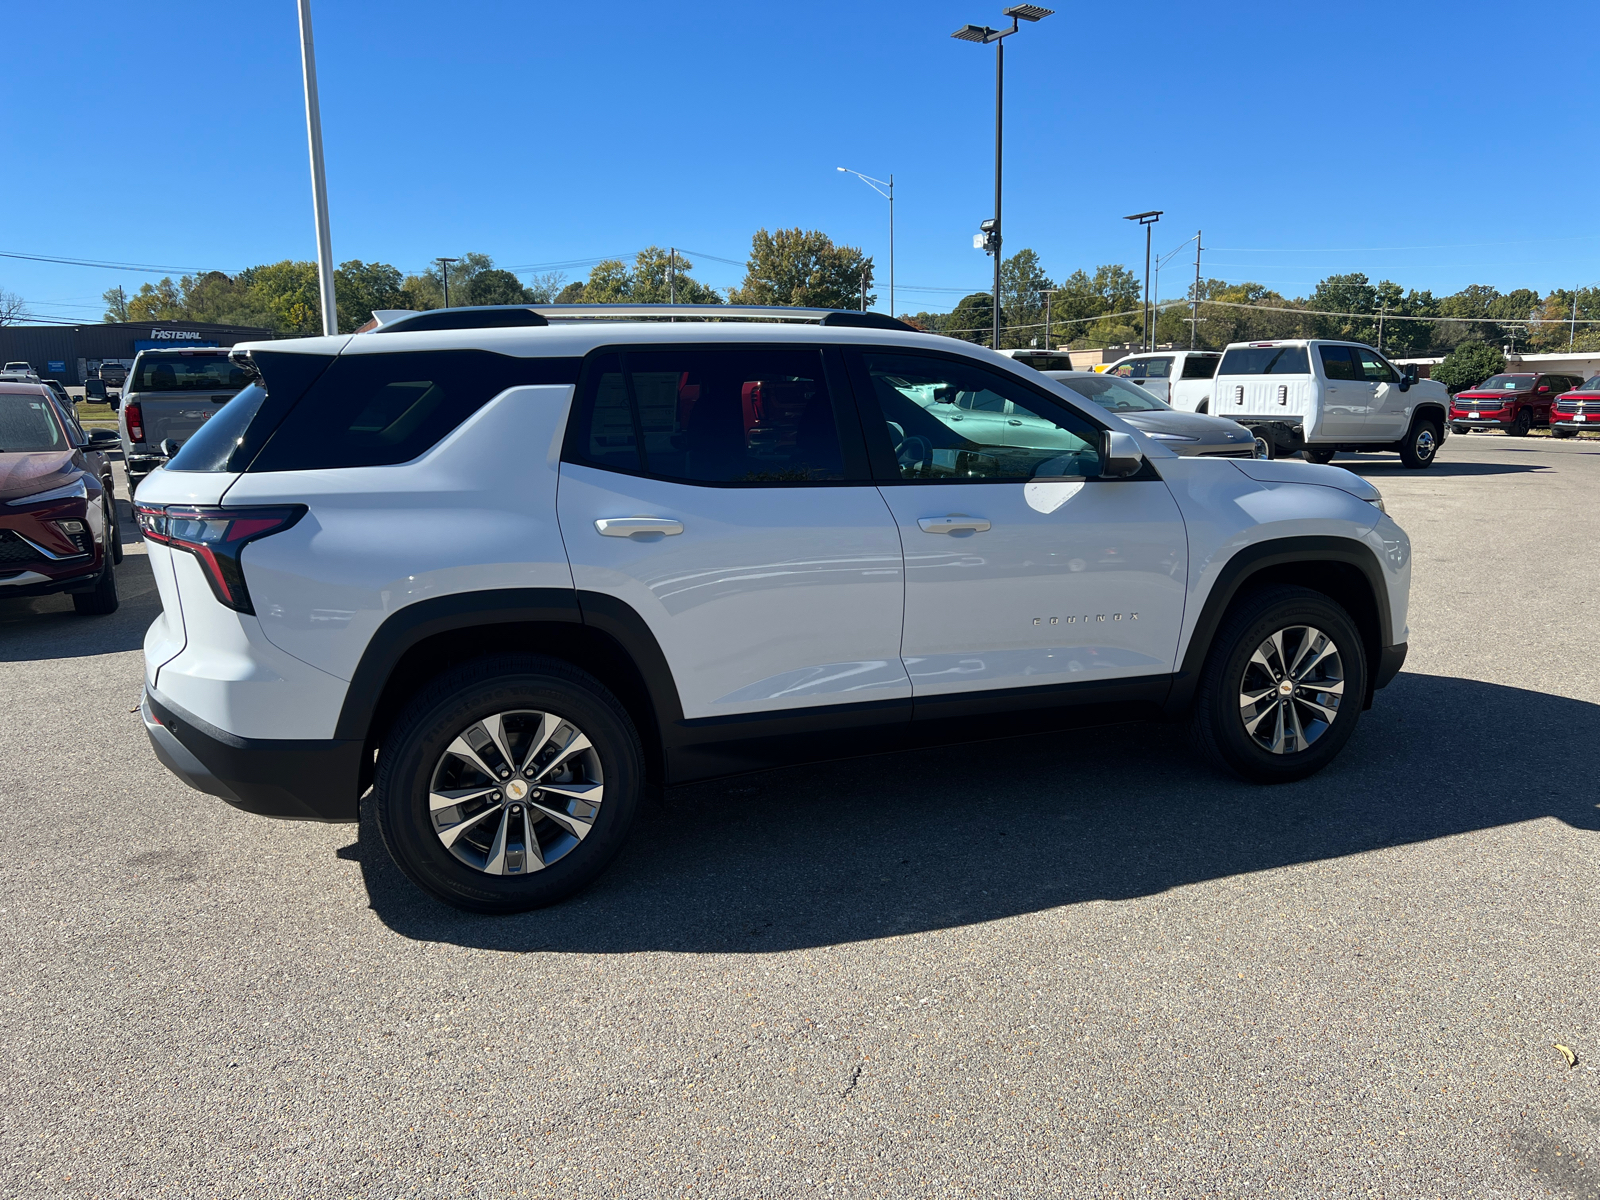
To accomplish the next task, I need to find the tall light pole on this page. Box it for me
[296,0,337,336]
[954,4,1054,351]
[437,257,459,308]
[1123,210,1162,351]
[837,167,894,316]
[1191,229,1202,350]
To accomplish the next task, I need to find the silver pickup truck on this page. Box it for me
[118,349,254,491]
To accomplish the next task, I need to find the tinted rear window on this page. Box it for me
[1218,346,1311,375]
[131,354,251,392]
[1180,355,1220,380]
[1011,354,1077,372]
[247,350,579,472]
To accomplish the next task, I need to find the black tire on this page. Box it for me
[1304,448,1336,464]
[106,495,124,565]
[1507,410,1532,437]
[1552,427,1577,440]
[72,550,119,616]
[374,655,644,914]
[1451,424,1469,436]
[1398,415,1442,469]
[127,471,146,497]
[1189,585,1367,784]
[1252,434,1274,460]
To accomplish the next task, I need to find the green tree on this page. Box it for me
[999,248,1052,347]
[101,285,130,322]
[333,260,407,332]
[731,228,872,310]
[581,259,633,303]
[523,271,568,304]
[1432,341,1506,393]
[628,247,722,305]
[944,292,995,344]
[461,268,531,307]
[554,281,586,304]
[126,277,186,321]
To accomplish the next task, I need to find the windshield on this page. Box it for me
[131,354,251,393]
[1218,346,1311,375]
[1471,374,1535,391]
[0,395,65,452]
[1052,374,1170,412]
[1573,375,1600,393]
[1011,354,1077,372]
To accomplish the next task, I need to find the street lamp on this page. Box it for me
[953,4,1054,351]
[838,167,894,317]
[1123,210,1162,351]
[296,0,337,337]
[436,257,459,308]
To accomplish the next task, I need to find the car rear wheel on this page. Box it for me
[1304,448,1336,464]
[1189,585,1367,784]
[106,495,123,565]
[1507,410,1533,437]
[1451,424,1470,436]
[1398,416,1441,469]
[374,655,644,914]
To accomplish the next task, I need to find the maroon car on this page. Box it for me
[1448,372,1584,437]
[0,381,120,614]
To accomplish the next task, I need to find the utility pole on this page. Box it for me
[1039,288,1057,351]
[668,248,676,304]
[296,0,337,336]
[1572,289,1579,351]
[437,257,459,308]
[1378,304,1386,354]
[1191,230,1202,350]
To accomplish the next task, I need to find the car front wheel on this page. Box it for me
[1304,448,1336,464]
[374,655,644,914]
[1507,410,1532,437]
[1398,416,1441,469]
[1189,585,1367,784]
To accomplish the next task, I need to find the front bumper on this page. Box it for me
[1450,415,1508,428]
[0,489,105,596]
[1551,419,1597,430]
[1375,642,1407,691]
[142,689,364,822]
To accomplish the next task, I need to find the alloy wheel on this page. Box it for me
[1238,625,1345,755]
[1414,427,1437,460]
[428,709,603,875]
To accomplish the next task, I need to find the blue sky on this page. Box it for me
[6,0,1599,321]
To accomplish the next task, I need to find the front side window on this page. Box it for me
[1318,345,1361,382]
[1219,346,1311,375]
[1142,357,1174,379]
[857,352,1102,481]
[1110,359,1147,378]
[1353,347,1396,383]
[568,348,846,485]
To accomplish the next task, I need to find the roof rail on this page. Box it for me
[365,303,918,334]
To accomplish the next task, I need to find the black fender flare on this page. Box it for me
[1163,535,1394,716]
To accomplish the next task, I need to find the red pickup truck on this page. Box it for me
[1550,376,1600,438]
[1448,372,1585,437]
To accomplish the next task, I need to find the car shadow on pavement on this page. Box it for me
[347,671,1600,953]
[0,504,156,661]
[1338,459,1552,478]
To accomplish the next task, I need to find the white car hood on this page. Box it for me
[1228,457,1383,504]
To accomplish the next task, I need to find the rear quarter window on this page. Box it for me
[246,350,580,472]
[1180,355,1220,380]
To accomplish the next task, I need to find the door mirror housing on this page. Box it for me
[1100,429,1145,478]
[88,428,119,447]
[159,438,183,459]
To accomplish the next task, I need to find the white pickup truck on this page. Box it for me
[1103,350,1222,412]
[118,348,256,491]
[1210,339,1450,467]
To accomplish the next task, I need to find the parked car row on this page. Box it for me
[1448,373,1591,437]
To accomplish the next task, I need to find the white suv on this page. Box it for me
[1210,339,1451,466]
[135,305,1412,913]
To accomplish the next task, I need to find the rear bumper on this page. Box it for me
[142,689,363,822]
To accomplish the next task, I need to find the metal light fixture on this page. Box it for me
[1123,210,1163,351]
[838,167,895,317]
[952,5,1054,350]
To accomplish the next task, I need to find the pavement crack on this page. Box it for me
[840,1061,864,1100]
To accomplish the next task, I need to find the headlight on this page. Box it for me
[1143,431,1201,442]
[6,477,89,507]
[1367,490,1387,515]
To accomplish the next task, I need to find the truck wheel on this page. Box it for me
[108,495,124,565]
[1398,417,1441,469]
[1304,448,1336,464]
[1451,424,1469,436]
[374,654,645,914]
[1552,428,1577,439]
[1252,434,1274,460]
[1507,411,1532,437]
[1189,585,1366,784]
[72,551,119,616]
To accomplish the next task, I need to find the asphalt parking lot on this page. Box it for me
[2,435,1596,1199]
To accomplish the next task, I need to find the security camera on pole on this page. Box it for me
[953,4,1054,351]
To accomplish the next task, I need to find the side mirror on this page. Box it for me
[1100,429,1144,478]
[159,438,183,458]
[88,428,119,447]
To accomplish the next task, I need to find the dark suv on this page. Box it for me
[1449,373,1583,437]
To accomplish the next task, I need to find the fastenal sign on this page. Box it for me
[147,328,209,340]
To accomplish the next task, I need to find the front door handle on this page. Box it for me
[1007,419,1023,426]
[595,517,684,538]
[918,514,992,535]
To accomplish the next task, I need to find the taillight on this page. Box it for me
[126,402,145,443]
[135,503,305,614]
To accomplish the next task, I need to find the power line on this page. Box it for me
[1211,235,1600,254]
[0,249,235,275]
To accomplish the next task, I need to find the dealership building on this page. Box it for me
[0,321,274,386]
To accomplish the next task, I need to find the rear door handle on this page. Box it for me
[594,517,684,538]
[918,514,992,535]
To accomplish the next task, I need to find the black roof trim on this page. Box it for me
[375,307,551,334]
[818,311,918,332]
